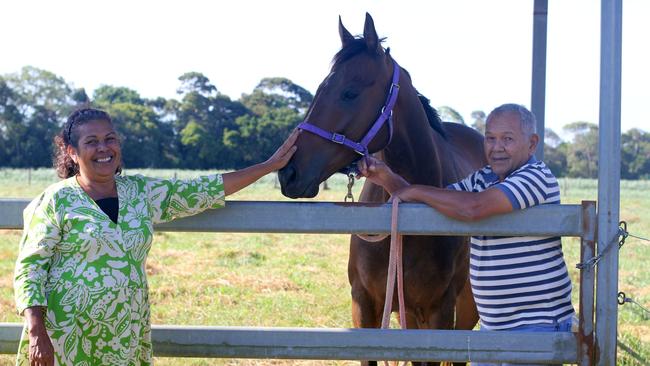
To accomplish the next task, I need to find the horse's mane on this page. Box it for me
[416,92,447,140]
[333,38,448,140]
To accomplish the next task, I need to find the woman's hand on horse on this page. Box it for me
[265,129,301,171]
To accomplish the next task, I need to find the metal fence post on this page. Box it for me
[595,0,622,364]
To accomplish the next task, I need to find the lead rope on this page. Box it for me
[381,197,407,366]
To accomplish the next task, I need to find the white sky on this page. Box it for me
[1,0,648,137]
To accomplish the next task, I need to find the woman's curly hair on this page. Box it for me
[53,107,121,178]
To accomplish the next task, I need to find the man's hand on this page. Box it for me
[389,185,420,203]
[356,155,410,194]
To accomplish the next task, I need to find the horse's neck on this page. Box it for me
[382,88,447,187]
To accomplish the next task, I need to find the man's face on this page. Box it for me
[484,111,538,180]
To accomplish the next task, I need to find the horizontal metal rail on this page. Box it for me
[0,200,596,363]
[0,323,578,363]
[0,200,589,237]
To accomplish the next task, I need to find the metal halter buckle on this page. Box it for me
[331,133,345,144]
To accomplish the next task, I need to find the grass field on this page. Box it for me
[0,168,648,365]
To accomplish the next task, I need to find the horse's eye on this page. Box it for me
[341,89,359,101]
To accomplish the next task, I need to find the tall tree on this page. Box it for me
[437,106,465,124]
[621,128,650,179]
[104,102,176,168]
[240,77,312,115]
[542,128,567,177]
[470,110,486,134]
[0,77,24,166]
[177,72,218,97]
[564,122,599,178]
[227,78,312,167]
[93,85,144,105]
[1,68,76,167]
[4,66,77,120]
[174,72,248,169]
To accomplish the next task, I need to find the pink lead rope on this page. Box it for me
[380,198,407,366]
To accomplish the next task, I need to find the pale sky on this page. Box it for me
[1,0,648,137]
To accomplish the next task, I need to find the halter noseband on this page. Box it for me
[298,60,400,173]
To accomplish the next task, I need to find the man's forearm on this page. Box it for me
[395,185,485,221]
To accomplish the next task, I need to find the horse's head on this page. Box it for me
[279,13,399,198]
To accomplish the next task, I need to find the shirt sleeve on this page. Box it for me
[446,171,476,192]
[495,164,560,210]
[143,174,226,224]
[14,192,62,315]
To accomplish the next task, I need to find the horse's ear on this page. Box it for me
[363,12,381,54]
[339,16,354,47]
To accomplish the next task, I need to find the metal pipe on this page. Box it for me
[595,1,623,365]
[0,323,579,363]
[531,0,548,161]
[0,200,587,237]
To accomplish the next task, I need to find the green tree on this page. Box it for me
[437,106,465,124]
[470,110,486,134]
[93,85,144,105]
[564,122,599,178]
[174,72,249,168]
[240,77,312,115]
[0,77,25,166]
[1,68,76,167]
[4,66,77,119]
[542,128,567,177]
[621,128,650,179]
[177,72,217,97]
[227,78,312,167]
[224,108,299,167]
[104,103,176,168]
[93,87,176,168]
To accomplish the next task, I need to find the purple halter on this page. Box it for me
[298,61,400,172]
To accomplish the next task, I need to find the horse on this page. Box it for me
[278,13,485,366]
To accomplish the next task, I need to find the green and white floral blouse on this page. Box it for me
[14,174,225,366]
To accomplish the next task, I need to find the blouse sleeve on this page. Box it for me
[14,193,62,315]
[143,174,226,224]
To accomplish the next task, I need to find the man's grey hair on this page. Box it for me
[486,103,537,136]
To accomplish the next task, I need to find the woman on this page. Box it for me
[14,107,299,366]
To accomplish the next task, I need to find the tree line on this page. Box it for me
[1,66,649,179]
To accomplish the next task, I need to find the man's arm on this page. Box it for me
[357,156,514,221]
[392,184,514,222]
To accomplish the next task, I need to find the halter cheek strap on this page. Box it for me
[298,60,400,170]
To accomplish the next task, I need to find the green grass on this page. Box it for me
[0,169,648,365]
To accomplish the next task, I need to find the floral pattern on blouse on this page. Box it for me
[14,174,224,365]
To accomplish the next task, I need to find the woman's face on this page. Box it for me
[67,119,122,182]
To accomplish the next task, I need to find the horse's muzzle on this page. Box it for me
[278,163,320,199]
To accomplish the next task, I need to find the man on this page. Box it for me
[358,103,574,366]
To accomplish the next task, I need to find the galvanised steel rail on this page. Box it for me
[1,199,586,236]
[0,199,597,364]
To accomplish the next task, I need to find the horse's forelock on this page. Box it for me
[332,37,387,66]
[330,37,446,140]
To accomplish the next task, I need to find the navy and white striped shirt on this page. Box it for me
[448,157,574,330]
